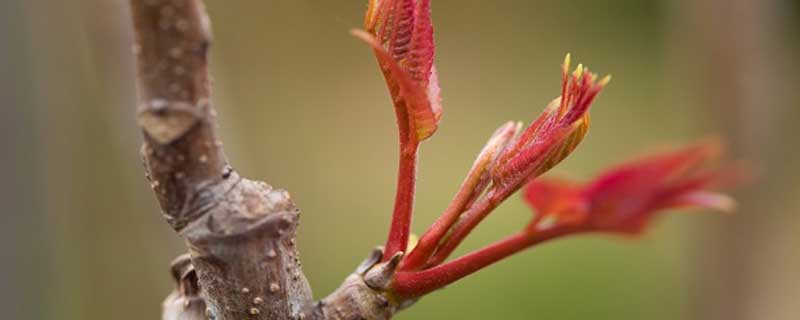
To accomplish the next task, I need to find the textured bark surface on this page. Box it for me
[130,0,314,318]
[129,1,399,319]
[314,249,411,320]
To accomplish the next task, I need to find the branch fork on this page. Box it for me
[315,248,417,320]
[127,0,736,319]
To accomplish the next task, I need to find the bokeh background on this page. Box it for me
[1,0,798,319]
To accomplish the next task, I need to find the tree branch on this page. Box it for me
[131,0,222,230]
[130,1,317,319]
[129,1,401,319]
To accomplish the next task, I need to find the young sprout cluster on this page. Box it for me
[354,0,735,301]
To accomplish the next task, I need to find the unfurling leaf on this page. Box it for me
[492,54,610,193]
[356,0,441,143]
[523,142,735,234]
[523,178,587,231]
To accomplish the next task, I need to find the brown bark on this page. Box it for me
[128,1,399,319]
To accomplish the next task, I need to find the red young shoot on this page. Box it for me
[526,141,735,235]
[384,146,418,261]
[419,57,610,268]
[355,0,736,304]
[393,226,582,298]
[391,143,735,299]
[356,0,441,261]
[400,122,519,271]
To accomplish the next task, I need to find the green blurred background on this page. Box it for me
[1,0,798,319]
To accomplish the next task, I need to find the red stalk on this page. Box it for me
[401,165,483,270]
[426,194,498,267]
[393,225,583,298]
[402,122,518,270]
[425,128,574,266]
[383,140,419,261]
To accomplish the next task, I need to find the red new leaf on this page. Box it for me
[524,142,735,234]
[357,0,441,143]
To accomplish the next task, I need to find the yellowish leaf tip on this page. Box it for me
[573,64,584,78]
[364,0,379,31]
[599,75,612,86]
[562,53,572,73]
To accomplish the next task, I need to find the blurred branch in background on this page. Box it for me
[19,0,178,319]
[0,1,46,319]
[669,0,800,319]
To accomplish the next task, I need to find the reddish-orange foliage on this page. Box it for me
[353,0,735,300]
[524,142,735,235]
